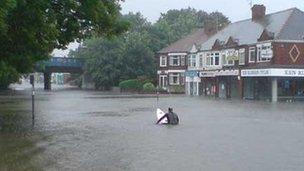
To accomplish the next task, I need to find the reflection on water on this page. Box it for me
[1,89,304,170]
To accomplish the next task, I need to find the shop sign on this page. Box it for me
[185,70,199,77]
[216,70,239,76]
[200,71,216,77]
[241,68,304,77]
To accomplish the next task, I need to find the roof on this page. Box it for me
[158,28,211,54]
[201,8,304,50]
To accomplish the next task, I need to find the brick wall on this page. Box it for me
[273,42,304,65]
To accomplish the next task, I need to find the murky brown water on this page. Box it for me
[1,89,304,171]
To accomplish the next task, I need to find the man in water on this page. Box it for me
[156,108,179,125]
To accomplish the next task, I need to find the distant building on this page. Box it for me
[158,4,304,102]
[157,28,213,93]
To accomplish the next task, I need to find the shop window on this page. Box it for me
[160,56,167,67]
[169,73,180,85]
[239,49,245,65]
[257,43,273,62]
[249,47,256,63]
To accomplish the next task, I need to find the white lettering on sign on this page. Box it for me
[241,68,304,77]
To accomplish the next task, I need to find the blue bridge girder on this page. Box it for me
[36,57,85,73]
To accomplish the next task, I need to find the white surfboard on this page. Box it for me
[156,108,168,124]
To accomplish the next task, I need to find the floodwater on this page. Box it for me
[1,88,304,171]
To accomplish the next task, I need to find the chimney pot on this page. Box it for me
[252,4,266,21]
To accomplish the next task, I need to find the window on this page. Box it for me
[159,75,168,88]
[224,50,236,66]
[206,53,211,66]
[187,54,197,67]
[257,43,273,62]
[181,55,185,66]
[199,54,203,67]
[160,56,167,67]
[214,53,220,66]
[210,53,214,65]
[222,52,227,65]
[169,73,179,85]
[239,49,245,65]
[169,56,180,66]
[249,47,256,63]
[191,55,196,67]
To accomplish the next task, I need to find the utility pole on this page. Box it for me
[30,74,35,126]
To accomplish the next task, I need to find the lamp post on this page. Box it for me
[30,74,35,126]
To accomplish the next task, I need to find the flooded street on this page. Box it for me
[1,89,304,171]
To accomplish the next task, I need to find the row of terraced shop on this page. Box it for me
[157,5,304,102]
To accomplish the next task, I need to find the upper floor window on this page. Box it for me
[181,55,185,66]
[249,47,256,63]
[257,43,273,62]
[199,54,203,67]
[191,55,197,67]
[206,53,212,66]
[160,56,167,67]
[214,53,220,66]
[239,49,245,65]
[224,50,237,66]
[169,56,180,66]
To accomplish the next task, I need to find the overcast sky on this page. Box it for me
[53,0,304,57]
[121,0,304,23]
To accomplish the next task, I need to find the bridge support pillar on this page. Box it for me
[44,72,51,90]
[82,73,94,89]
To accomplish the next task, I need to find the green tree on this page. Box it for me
[0,0,128,89]
[71,10,230,89]
[154,8,230,46]
[71,12,156,89]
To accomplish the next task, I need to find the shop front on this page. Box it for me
[216,69,240,99]
[200,71,217,97]
[241,68,304,101]
[185,70,200,96]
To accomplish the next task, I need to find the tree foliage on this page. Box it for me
[71,9,230,89]
[0,0,128,89]
[155,8,230,45]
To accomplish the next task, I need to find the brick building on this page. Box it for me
[157,28,212,93]
[188,5,304,101]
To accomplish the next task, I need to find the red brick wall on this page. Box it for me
[273,42,304,65]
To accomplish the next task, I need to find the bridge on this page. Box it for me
[36,57,86,90]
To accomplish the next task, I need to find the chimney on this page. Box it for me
[251,4,266,21]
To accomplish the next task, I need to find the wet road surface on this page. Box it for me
[1,89,304,171]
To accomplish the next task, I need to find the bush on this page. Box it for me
[119,79,142,91]
[143,82,156,92]
[0,62,19,89]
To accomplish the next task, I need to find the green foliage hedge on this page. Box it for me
[143,82,156,92]
[119,79,142,91]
